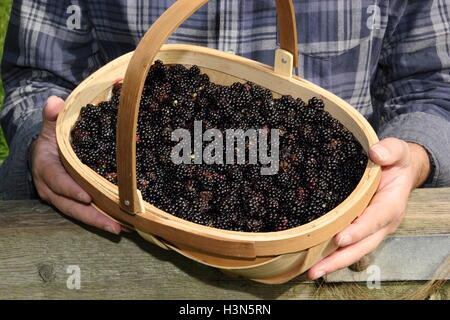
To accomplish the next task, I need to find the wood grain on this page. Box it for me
[0,188,448,299]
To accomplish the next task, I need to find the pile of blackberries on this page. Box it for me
[71,60,367,232]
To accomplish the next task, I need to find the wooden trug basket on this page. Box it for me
[56,0,381,284]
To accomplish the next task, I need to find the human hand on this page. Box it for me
[30,96,122,234]
[308,137,431,280]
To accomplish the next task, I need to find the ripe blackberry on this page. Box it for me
[247,192,265,212]
[246,218,265,232]
[274,215,290,231]
[227,166,243,181]
[71,60,367,233]
[266,198,279,212]
[243,165,260,181]
[188,65,201,77]
[308,97,325,110]
[253,175,273,193]
[281,189,297,204]
[214,214,235,231]
[276,172,293,188]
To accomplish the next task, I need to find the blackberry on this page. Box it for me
[276,172,293,188]
[253,175,273,193]
[274,215,290,231]
[247,192,265,212]
[188,65,201,77]
[71,60,368,233]
[308,97,325,110]
[227,166,243,181]
[267,198,279,212]
[281,190,297,203]
[246,218,265,232]
[243,165,260,181]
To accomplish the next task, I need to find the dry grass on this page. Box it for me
[312,259,449,300]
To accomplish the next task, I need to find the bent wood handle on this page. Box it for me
[117,0,298,214]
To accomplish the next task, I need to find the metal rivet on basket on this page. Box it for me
[281,57,288,64]
[124,200,130,206]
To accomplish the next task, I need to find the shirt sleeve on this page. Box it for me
[0,0,100,199]
[373,1,450,187]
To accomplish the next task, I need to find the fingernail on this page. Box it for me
[104,225,119,235]
[371,144,389,161]
[337,234,352,247]
[313,270,326,280]
[78,192,90,203]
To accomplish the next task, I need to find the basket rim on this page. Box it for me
[57,44,381,257]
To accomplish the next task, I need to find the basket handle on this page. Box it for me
[117,0,299,214]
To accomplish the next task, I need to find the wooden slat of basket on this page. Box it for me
[275,0,299,67]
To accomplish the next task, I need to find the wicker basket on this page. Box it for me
[56,0,381,284]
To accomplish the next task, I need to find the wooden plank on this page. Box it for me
[0,188,449,299]
[0,226,447,300]
[398,188,450,235]
[0,201,74,229]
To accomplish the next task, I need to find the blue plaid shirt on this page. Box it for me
[1,0,450,199]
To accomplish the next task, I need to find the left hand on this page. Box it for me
[308,137,431,280]
[30,96,122,235]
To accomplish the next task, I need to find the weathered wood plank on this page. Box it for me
[397,188,450,236]
[0,200,74,229]
[0,225,314,299]
[0,188,449,299]
[0,226,447,300]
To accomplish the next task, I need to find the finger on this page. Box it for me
[44,185,121,234]
[33,178,52,204]
[43,96,65,122]
[42,164,92,204]
[36,97,91,204]
[369,138,410,167]
[334,182,407,247]
[308,228,388,280]
[39,96,65,141]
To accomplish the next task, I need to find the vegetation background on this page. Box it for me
[0,0,13,164]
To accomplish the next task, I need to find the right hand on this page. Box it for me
[30,96,122,234]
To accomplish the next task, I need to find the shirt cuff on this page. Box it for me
[378,112,450,188]
[0,110,42,199]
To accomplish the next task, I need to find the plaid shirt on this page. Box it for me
[1,0,450,199]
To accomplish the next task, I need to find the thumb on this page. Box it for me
[39,96,65,141]
[369,137,410,167]
[41,96,65,135]
[43,96,65,123]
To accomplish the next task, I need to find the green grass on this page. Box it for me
[0,0,13,164]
